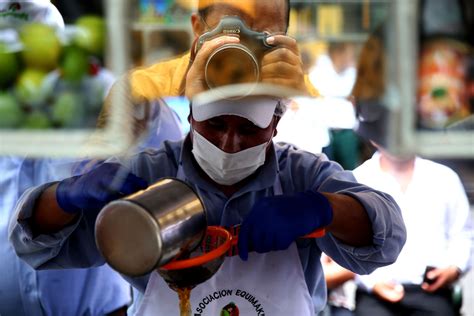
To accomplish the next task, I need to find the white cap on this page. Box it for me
[191,83,300,128]
[193,95,280,128]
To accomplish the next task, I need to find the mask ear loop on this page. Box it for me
[270,99,284,139]
[189,120,196,143]
[265,116,278,150]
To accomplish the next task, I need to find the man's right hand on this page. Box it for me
[260,35,307,93]
[56,163,148,214]
[372,281,405,303]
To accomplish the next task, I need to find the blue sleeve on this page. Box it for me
[8,145,180,270]
[9,183,106,269]
[314,161,406,275]
[278,147,406,275]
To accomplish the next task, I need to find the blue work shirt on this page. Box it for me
[9,138,406,313]
[1,156,132,316]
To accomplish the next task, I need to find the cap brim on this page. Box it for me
[191,83,301,128]
[193,95,279,128]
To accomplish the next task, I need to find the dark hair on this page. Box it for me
[198,0,290,33]
[328,42,351,56]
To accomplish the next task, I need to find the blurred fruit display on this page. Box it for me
[74,15,105,56]
[19,22,62,71]
[22,110,52,129]
[0,92,24,128]
[417,39,471,129]
[61,46,90,83]
[0,42,19,88]
[51,91,84,128]
[0,15,109,130]
[14,69,49,106]
[417,0,472,130]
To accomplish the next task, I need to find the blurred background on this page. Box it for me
[0,0,472,314]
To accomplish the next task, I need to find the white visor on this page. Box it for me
[192,95,279,128]
[191,83,301,128]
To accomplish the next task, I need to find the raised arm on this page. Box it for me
[30,163,148,235]
[237,189,373,261]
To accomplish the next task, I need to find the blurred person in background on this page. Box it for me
[309,42,356,98]
[0,1,132,315]
[95,0,321,142]
[263,41,358,158]
[309,41,361,170]
[352,142,473,316]
[273,97,331,155]
[319,253,356,316]
[350,23,473,316]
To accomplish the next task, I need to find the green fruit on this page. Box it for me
[75,16,105,56]
[61,46,89,83]
[0,43,20,88]
[14,69,48,106]
[20,22,61,71]
[0,92,24,128]
[52,91,84,127]
[22,110,51,129]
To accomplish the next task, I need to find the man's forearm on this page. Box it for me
[31,183,78,235]
[323,192,373,247]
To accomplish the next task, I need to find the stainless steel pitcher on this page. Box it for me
[95,178,207,277]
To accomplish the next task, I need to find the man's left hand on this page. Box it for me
[238,191,333,261]
[261,35,307,93]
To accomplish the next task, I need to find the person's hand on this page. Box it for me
[56,163,148,214]
[261,34,307,93]
[185,36,240,100]
[372,281,405,303]
[421,265,461,293]
[238,191,333,260]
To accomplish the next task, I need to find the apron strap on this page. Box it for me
[273,171,283,196]
[176,162,186,181]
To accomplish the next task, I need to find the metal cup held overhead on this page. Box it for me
[95,178,207,277]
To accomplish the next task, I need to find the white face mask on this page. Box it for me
[191,129,270,185]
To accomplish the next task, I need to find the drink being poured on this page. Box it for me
[177,287,192,316]
[159,226,233,316]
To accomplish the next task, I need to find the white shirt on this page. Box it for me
[353,152,473,291]
[274,97,357,154]
[274,97,330,154]
[309,54,356,98]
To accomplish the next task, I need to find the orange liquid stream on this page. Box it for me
[177,287,192,316]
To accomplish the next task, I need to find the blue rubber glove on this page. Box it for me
[56,163,148,214]
[238,191,333,261]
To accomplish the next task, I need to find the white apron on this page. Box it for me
[134,165,315,315]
